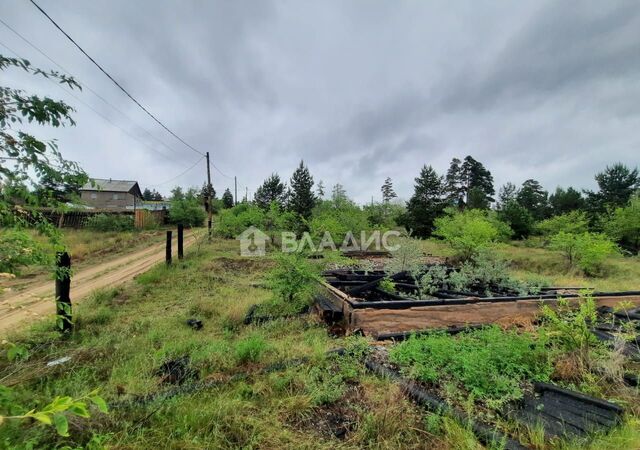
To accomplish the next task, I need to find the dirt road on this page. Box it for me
[0,231,201,335]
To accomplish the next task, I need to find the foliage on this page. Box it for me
[0,387,107,438]
[549,186,585,215]
[516,179,549,220]
[378,277,396,294]
[497,200,535,239]
[85,213,134,232]
[0,229,50,274]
[288,160,316,220]
[265,252,320,311]
[604,194,640,254]
[168,192,206,227]
[537,211,590,236]
[1,55,87,225]
[585,163,639,214]
[221,188,234,208]
[381,177,397,203]
[142,188,163,201]
[385,236,424,280]
[402,164,445,237]
[434,208,511,260]
[254,173,287,210]
[540,294,599,370]
[234,335,268,364]
[549,232,619,276]
[364,201,405,228]
[389,326,552,408]
[308,200,369,247]
[216,203,266,238]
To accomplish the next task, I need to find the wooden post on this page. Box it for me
[177,224,184,260]
[166,230,172,265]
[55,252,72,332]
[234,176,238,206]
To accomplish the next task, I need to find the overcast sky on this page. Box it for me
[2,0,639,203]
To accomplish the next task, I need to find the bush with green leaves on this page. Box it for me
[215,203,266,238]
[389,326,552,408]
[0,229,50,275]
[85,213,134,232]
[549,231,619,276]
[434,208,512,260]
[262,252,320,316]
[168,198,206,227]
[308,201,370,247]
[536,210,589,236]
[604,194,640,254]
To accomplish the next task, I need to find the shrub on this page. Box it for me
[389,326,552,408]
[434,208,512,260]
[549,231,619,276]
[85,213,134,231]
[0,229,50,274]
[308,202,370,247]
[168,198,206,227]
[498,200,535,239]
[537,211,589,236]
[266,252,320,311]
[216,204,266,238]
[604,194,640,254]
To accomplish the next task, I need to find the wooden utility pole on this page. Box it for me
[55,252,72,333]
[205,152,213,239]
[234,176,238,206]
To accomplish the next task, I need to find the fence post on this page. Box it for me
[55,252,72,333]
[177,224,184,260]
[166,230,172,265]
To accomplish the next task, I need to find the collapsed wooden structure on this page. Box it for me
[316,268,640,337]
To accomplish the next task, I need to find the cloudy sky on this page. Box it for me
[2,0,639,203]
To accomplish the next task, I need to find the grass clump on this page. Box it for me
[389,326,552,408]
[234,335,268,364]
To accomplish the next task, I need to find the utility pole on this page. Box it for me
[245,186,248,203]
[234,176,238,206]
[205,152,213,240]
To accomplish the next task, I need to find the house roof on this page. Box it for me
[81,178,142,197]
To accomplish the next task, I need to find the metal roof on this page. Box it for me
[80,178,140,194]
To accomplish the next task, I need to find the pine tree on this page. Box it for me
[444,157,464,206]
[254,173,286,210]
[142,188,153,201]
[549,187,584,215]
[152,190,163,201]
[460,156,494,207]
[381,177,397,203]
[516,179,548,220]
[403,165,445,237]
[497,182,518,209]
[585,163,639,214]
[288,160,316,219]
[316,180,325,198]
[222,188,234,208]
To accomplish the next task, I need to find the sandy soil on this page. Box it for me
[0,231,201,335]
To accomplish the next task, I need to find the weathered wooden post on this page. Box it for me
[166,230,172,265]
[55,252,72,332]
[177,224,184,260]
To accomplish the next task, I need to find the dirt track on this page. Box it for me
[0,231,200,335]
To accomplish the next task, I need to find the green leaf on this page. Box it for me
[68,403,90,418]
[31,412,52,425]
[53,414,69,436]
[90,396,108,414]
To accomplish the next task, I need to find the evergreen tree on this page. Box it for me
[403,165,445,237]
[498,200,535,239]
[316,180,325,198]
[152,190,163,201]
[516,179,548,220]
[198,182,215,201]
[142,188,153,201]
[585,163,639,214]
[549,186,584,215]
[331,183,352,208]
[222,188,234,208]
[381,177,397,203]
[254,173,286,210]
[444,157,465,207]
[497,182,518,209]
[460,156,494,208]
[288,160,315,219]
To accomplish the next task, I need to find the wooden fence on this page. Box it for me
[32,208,166,229]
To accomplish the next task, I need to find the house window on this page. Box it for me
[112,193,120,200]
[90,193,97,199]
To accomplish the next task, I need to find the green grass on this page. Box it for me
[1,237,638,449]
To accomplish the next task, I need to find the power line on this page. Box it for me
[148,156,205,187]
[0,40,187,167]
[0,16,195,162]
[29,0,206,157]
